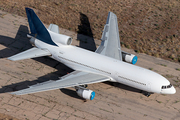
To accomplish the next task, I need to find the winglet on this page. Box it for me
[25,8,57,46]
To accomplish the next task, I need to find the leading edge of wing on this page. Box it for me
[11,71,110,95]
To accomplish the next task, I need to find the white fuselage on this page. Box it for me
[34,37,176,95]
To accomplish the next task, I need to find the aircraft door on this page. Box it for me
[114,72,118,80]
[113,72,126,84]
[113,72,120,81]
[147,82,151,91]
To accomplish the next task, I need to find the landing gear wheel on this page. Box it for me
[145,92,151,97]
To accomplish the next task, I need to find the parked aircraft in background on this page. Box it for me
[8,8,176,100]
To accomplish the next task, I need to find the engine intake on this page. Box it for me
[122,51,138,64]
[76,88,95,100]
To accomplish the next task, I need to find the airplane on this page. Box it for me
[7,8,176,100]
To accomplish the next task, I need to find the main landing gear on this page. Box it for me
[80,84,88,88]
[140,91,152,97]
[145,92,151,97]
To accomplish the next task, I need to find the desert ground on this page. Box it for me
[0,9,180,120]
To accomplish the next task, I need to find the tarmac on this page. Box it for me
[0,10,180,120]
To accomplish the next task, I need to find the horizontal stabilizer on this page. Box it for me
[48,24,59,34]
[8,47,51,61]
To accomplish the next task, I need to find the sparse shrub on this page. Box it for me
[154,15,158,17]
[149,68,153,70]
[170,36,173,39]
[178,57,180,62]
[176,68,180,71]
[135,40,138,42]
[160,64,167,67]
[154,53,159,57]
[155,27,160,30]
[129,23,135,25]
[120,41,124,45]
[125,44,130,49]
[162,39,167,42]
[134,50,140,53]
[167,48,170,51]
[156,100,162,103]
[169,54,176,60]
[165,74,174,78]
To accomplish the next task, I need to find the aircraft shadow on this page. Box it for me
[0,71,59,93]
[104,81,152,96]
[77,12,96,52]
[104,81,142,93]
[0,25,31,58]
[60,88,85,100]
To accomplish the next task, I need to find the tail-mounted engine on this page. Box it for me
[122,51,138,64]
[75,86,95,100]
[48,30,72,45]
[27,31,72,46]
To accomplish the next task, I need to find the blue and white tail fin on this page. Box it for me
[7,8,55,61]
[25,8,57,46]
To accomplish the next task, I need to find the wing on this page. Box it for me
[48,24,60,34]
[95,12,122,61]
[11,71,110,95]
[8,47,51,61]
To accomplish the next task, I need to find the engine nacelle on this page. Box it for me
[76,88,95,100]
[48,30,72,45]
[28,30,72,46]
[122,51,138,64]
[29,36,36,46]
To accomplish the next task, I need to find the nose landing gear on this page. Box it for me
[140,91,153,97]
[145,92,151,97]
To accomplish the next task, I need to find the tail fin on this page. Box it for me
[25,8,57,46]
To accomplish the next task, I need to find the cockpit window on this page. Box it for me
[162,84,172,89]
[167,84,172,88]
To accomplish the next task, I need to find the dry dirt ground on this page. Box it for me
[0,10,180,120]
[0,0,180,62]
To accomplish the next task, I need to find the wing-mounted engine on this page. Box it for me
[122,51,138,64]
[75,86,95,100]
[48,30,72,45]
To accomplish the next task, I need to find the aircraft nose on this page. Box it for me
[171,86,176,94]
[160,85,176,94]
